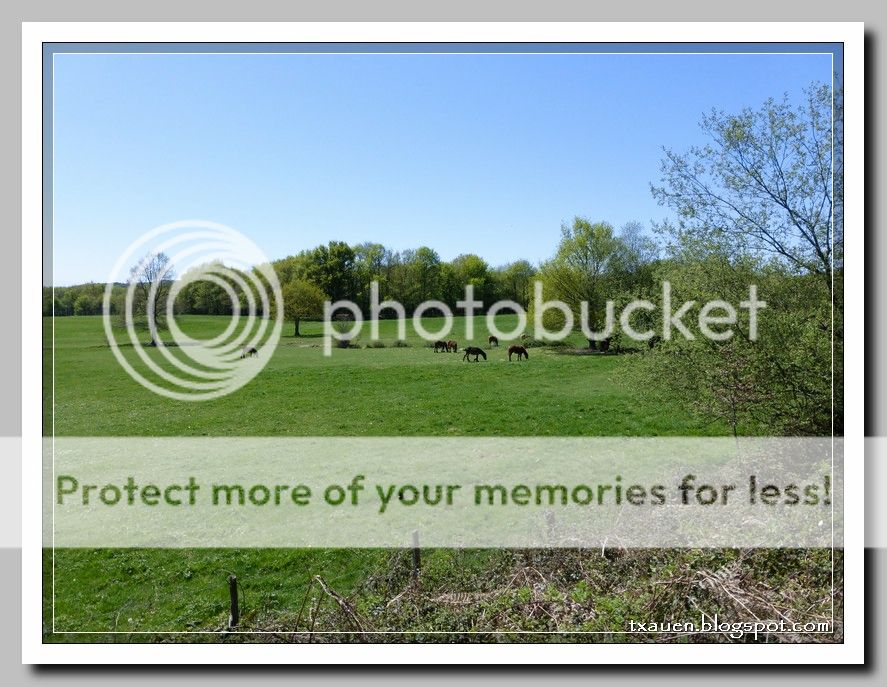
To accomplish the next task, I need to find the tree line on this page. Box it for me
[45,249,540,318]
[45,224,658,334]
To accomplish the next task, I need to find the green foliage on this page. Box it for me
[228,243,528,320]
[651,81,840,290]
[174,261,254,316]
[281,279,327,336]
[641,80,841,435]
[45,283,111,317]
[626,253,835,435]
[305,241,357,303]
[494,260,536,308]
[530,217,659,346]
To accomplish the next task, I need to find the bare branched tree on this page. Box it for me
[128,252,173,346]
[651,81,841,294]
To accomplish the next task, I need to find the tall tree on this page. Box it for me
[273,253,312,286]
[616,220,660,290]
[353,242,389,311]
[651,82,839,293]
[539,218,623,339]
[305,241,356,302]
[639,80,842,435]
[496,260,537,308]
[409,246,442,305]
[282,279,327,336]
[127,252,173,346]
[451,253,493,305]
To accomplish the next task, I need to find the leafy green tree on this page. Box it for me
[353,242,389,312]
[273,253,312,286]
[305,241,356,303]
[495,260,537,308]
[451,253,493,305]
[616,220,659,289]
[535,218,625,344]
[405,246,442,307]
[55,289,75,316]
[282,279,327,336]
[641,81,841,436]
[73,294,93,316]
[71,283,104,316]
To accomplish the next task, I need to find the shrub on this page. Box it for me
[332,318,357,349]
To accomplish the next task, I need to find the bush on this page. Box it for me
[332,318,358,349]
[524,338,569,348]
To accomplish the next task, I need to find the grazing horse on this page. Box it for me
[507,345,529,361]
[488,335,499,347]
[433,340,448,353]
[446,340,458,353]
[241,346,258,358]
[462,346,487,362]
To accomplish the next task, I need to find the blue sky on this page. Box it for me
[51,49,834,285]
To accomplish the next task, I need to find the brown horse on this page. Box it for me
[433,340,448,353]
[462,346,487,362]
[488,335,499,347]
[446,340,458,352]
[507,345,528,361]
[241,346,258,358]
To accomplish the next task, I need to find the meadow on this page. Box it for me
[45,314,721,437]
[45,315,838,641]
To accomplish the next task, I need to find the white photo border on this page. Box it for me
[22,20,864,664]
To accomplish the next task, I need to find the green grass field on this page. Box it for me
[46,314,721,437]
[49,315,825,641]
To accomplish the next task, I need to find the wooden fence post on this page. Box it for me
[411,530,421,587]
[228,574,239,628]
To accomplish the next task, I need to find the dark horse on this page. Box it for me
[507,345,528,361]
[241,346,259,358]
[463,346,487,362]
[433,340,448,353]
[446,340,458,352]
[488,335,499,347]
